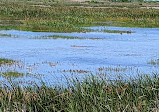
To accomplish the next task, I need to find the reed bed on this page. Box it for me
[0,1,159,32]
[1,1,159,111]
[0,74,159,111]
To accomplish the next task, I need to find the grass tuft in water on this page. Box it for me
[0,58,15,65]
[40,35,81,39]
[0,33,11,37]
[0,72,24,78]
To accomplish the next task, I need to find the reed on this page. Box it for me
[0,1,159,32]
[0,74,159,111]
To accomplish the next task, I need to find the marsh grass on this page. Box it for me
[0,58,15,65]
[36,34,105,39]
[0,72,24,78]
[1,1,159,32]
[0,74,159,111]
[0,33,11,37]
[47,35,80,39]
[96,29,134,34]
[34,35,81,39]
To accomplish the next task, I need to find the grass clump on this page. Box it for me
[0,72,24,78]
[0,74,159,111]
[40,35,81,39]
[0,33,11,37]
[0,58,14,65]
[52,35,79,39]
[98,29,134,34]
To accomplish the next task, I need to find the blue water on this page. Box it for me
[0,26,159,86]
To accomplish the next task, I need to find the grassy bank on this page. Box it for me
[0,74,159,111]
[0,1,159,32]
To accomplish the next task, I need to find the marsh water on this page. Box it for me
[0,26,159,86]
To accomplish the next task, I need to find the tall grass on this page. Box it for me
[0,1,159,32]
[0,74,159,111]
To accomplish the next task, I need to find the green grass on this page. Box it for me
[0,58,15,65]
[45,35,80,39]
[0,74,159,111]
[0,1,159,32]
[37,35,106,39]
[0,33,11,37]
[35,35,82,39]
[98,29,134,33]
[0,72,24,78]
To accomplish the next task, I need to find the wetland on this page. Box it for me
[0,0,159,111]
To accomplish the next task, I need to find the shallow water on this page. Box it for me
[0,26,159,86]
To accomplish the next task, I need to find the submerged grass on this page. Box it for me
[0,74,159,111]
[0,1,159,32]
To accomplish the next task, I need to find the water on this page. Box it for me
[0,26,159,86]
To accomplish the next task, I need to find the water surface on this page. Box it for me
[0,26,159,85]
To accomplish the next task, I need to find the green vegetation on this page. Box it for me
[0,72,24,78]
[1,1,159,111]
[0,33,11,37]
[40,35,82,39]
[0,58,14,65]
[49,35,81,39]
[0,1,159,32]
[100,30,134,33]
[0,74,159,111]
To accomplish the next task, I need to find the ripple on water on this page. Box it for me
[0,26,159,85]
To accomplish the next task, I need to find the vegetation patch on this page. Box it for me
[0,33,11,37]
[35,35,104,40]
[62,69,89,73]
[92,29,135,34]
[98,66,127,72]
[0,1,159,32]
[0,75,159,111]
[102,30,134,34]
[0,71,24,78]
[0,58,15,65]
[41,35,81,39]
